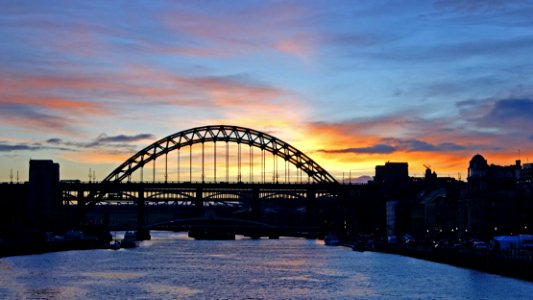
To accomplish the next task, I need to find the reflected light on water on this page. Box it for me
[1,232,533,299]
[267,259,306,266]
[143,283,200,298]
[82,272,144,279]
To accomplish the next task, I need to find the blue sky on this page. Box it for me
[1,0,533,181]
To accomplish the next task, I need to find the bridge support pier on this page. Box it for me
[136,187,151,240]
[251,188,261,221]
[77,189,86,223]
[195,187,204,216]
[306,188,317,226]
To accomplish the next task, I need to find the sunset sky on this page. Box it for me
[1,1,533,182]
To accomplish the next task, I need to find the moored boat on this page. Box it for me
[121,231,137,248]
[109,240,121,250]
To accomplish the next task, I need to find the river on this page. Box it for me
[1,231,533,299]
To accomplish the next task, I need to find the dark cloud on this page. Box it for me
[96,134,154,143]
[320,139,466,155]
[319,144,397,154]
[529,135,533,141]
[46,138,62,144]
[0,142,42,152]
[394,139,437,152]
[473,99,533,129]
[468,98,533,139]
[455,98,533,145]
[45,133,155,150]
[384,138,467,152]
[85,133,155,148]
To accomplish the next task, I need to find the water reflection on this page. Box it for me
[0,232,532,299]
[82,272,143,279]
[144,283,200,297]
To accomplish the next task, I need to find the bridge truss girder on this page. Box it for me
[103,125,337,184]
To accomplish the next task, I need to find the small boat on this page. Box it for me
[121,231,137,248]
[109,240,121,250]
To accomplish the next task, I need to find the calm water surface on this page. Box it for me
[1,231,533,299]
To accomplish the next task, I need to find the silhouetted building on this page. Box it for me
[374,162,409,188]
[468,154,488,178]
[465,154,529,238]
[424,168,438,182]
[27,160,60,230]
[468,154,488,192]
[0,183,28,238]
[468,154,521,192]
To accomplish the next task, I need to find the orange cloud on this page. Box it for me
[297,120,470,178]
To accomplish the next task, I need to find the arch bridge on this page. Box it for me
[61,125,346,237]
[104,125,337,184]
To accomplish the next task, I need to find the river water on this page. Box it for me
[1,232,533,299]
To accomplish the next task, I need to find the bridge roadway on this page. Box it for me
[60,181,351,204]
[61,181,359,239]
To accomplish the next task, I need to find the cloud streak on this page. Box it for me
[319,144,396,154]
[0,142,42,152]
[46,133,155,150]
[0,141,72,152]
[318,138,466,155]
[96,134,154,144]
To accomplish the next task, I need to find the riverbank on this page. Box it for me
[372,244,533,282]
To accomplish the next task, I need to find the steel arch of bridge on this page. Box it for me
[103,125,338,184]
